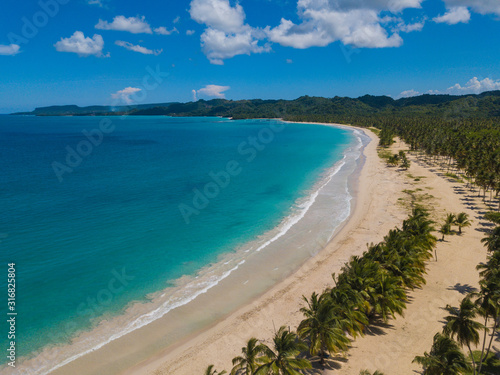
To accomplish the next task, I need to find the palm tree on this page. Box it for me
[413,332,471,375]
[401,156,411,170]
[297,293,350,366]
[326,286,369,338]
[439,223,452,242]
[255,326,311,375]
[481,226,500,253]
[359,371,385,375]
[205,365,227,375]
[446,213,457,227]
[473,278,500,374]
[367,273,407,322]
[402,206,436,253]
[231,338,267,375]
[477,250,500,282]
[484,211,500,225]
[454,212,471,234]
[443,297,484,374]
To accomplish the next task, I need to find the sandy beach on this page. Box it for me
[121,128,491,375]
[44,125,491,375]
[118,125,412,375]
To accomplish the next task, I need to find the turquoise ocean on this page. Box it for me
[0,116,366,373]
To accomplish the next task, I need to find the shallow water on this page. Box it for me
[0,116,362,373]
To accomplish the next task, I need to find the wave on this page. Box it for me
[10,125,367,375]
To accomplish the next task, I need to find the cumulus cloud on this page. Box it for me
[190,0,246,33]
[189,0,269,64]
[446,77,500,95]
[433,6,470,24]
[399,77,500,98]
[265,0,425,49]
[111,87,142,104]
[115,40,162,55]
[201,27,270,65]
[154,26,178,35]
[54,31,106,57]
[186,29,196,36]
[96,15,153,34]
[442,0,500,16]
[398,89,421,98]
[193,84,230,101]
[0,44,20,56]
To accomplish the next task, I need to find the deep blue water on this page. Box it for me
[0,115,352,361]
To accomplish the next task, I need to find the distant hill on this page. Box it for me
[12,91,500,121]
[12,102,177,116]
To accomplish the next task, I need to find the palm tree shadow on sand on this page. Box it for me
[303,355,348,374]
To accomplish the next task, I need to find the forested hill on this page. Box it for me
[12,91,500,122]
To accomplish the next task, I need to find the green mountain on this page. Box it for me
[12,91,500,122]
[12,102,176,116]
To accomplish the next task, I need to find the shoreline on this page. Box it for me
[9,121,366,375]
[118,124,409,375]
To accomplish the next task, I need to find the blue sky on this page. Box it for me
[1,0,499,113]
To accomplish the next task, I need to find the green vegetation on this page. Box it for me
[469,351,500,375]
[255,327,311,374]
[455,213,472,235]
[484,212,500,225]
[364,116,500,209]
[413,332,471,375]
[15,90,500,125]
[231,338,268,375]
[378,127,395,147]
[414,219,500,375]
[439,213,472,240]
[205,365,227,375]
[205,207,438,374]
[445,173,465,183]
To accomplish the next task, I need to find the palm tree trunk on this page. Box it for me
[467,343,477,375]
[477,315,489,375]
[483,317,498,372]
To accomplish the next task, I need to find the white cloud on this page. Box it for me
[286,58,293,64]
[201,27,270,65]
[193,84,230,100]
[400,77,500,98]
[96,15,153,34]
[87,0,104,7]
[399,89,421,98]
[111,87,142,104]
[0,44,20,56]
[190,0,246,33]
[265,0,425,49]
[54,31,106,57]
[446,77,500,95]
[442,0,500,16]
[189,0,269,64]
[186,30,196,36]
[188,0,429,63]
[267,9,403,49]
[154,26,179,35]
[396,20,426,32]
[115,40,162,55]
[173,16,181,24]
[433,6,470,24]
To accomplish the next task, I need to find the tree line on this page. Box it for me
[204,207,438,374]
